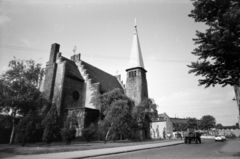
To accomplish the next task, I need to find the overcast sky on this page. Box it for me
[0,0,238,126]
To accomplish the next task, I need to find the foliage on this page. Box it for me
[61,112,78,145]
[42,104,62,145]
[0,58,47,144]
[200,115,216,130]
[236,122,239,128]
[0,115,13,144]
[186,118,198,129]
[188,0,240,87]
[15,111,39,146]
[82,123,97,142]
[216,123,223,129]
[97,88,134,143]
[133,98,158,129]
[0,58,46,115]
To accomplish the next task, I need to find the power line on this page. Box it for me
[0,44,192,63]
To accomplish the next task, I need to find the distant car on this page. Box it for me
[215,135,226,142]
[220,135,226,141]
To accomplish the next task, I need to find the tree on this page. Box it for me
[42,104,62,145]
[82,123,97,142]
[188,0,240,87]
[216,123,223,129]
[97,88,134,143]
[235,122,239,128]
[188,0,240,131]
[61,112,78,145]
[0,58,46,144]
[200,115,216,131]
[186,118,198,130]
[14,111,38,146]
[132,98,158,139]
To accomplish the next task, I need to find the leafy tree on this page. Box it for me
[132,98,158,139]
[186,118,198,130]
[216,123,223,129]
[14,111,38,146]
[0,58,46,144]
[188,0,240,87]
[97,88,134,143]
[61,112,78,145]
[42,104,62,145]
[0,115,13,143]
[236,122,239,128]
[200,115,216,131]
[82,123,97,142]
[188,0,240,130]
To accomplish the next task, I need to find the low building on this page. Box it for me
[150,113,173,139]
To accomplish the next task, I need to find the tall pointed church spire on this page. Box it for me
[126,22,148,106]
[128,23,145,69]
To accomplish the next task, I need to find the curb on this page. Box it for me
[74,142,184,159]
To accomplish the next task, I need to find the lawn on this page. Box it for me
[0,139,177,155]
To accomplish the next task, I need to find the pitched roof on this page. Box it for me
[61,56,84,81]
[81,60,123,91]
[128,25,145,69]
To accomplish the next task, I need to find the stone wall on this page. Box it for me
[42,43,60,102]
[126,67,148,105]
[68,108,85,137]
[43,63,57,102]
[52,60,66,116]
[63,77,84,109]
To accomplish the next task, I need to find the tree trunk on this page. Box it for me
[105,128,111,144]
[9,114,16,144]
[233,86,240,128]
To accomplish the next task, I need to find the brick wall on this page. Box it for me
[42,43,60,102]
[52,61,66,116]
[63,77,84,109]
[126,67,148,105]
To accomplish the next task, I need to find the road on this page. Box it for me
[91,140,238,159]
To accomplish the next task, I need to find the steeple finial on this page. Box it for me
[128,22,145,69]
[135,18,137,27]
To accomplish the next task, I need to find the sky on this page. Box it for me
[0,0,239,126]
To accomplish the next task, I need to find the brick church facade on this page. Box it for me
[41,25,148,137]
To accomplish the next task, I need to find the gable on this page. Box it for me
[81,60,123,91]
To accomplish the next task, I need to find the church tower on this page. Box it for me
[126,24,148,105]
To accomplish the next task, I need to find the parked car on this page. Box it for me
[215,135,226,142]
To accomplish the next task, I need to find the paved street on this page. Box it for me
[91,140,239,159]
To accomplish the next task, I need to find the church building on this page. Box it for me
[41,24,148,137]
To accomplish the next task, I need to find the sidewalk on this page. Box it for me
[0,140,184,159]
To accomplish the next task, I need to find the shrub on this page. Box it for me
[82,123,97,142]
[42,104,62,145]
[15,111,37,146]
[61,114,78,145]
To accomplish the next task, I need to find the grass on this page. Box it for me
[0,139,178,155]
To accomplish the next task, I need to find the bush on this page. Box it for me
[61,114,78,145]
[225,134,237,139]
[42,104,62,145]
[82,123,97,142]
[15,111,37,146]
[61,127,76,145]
